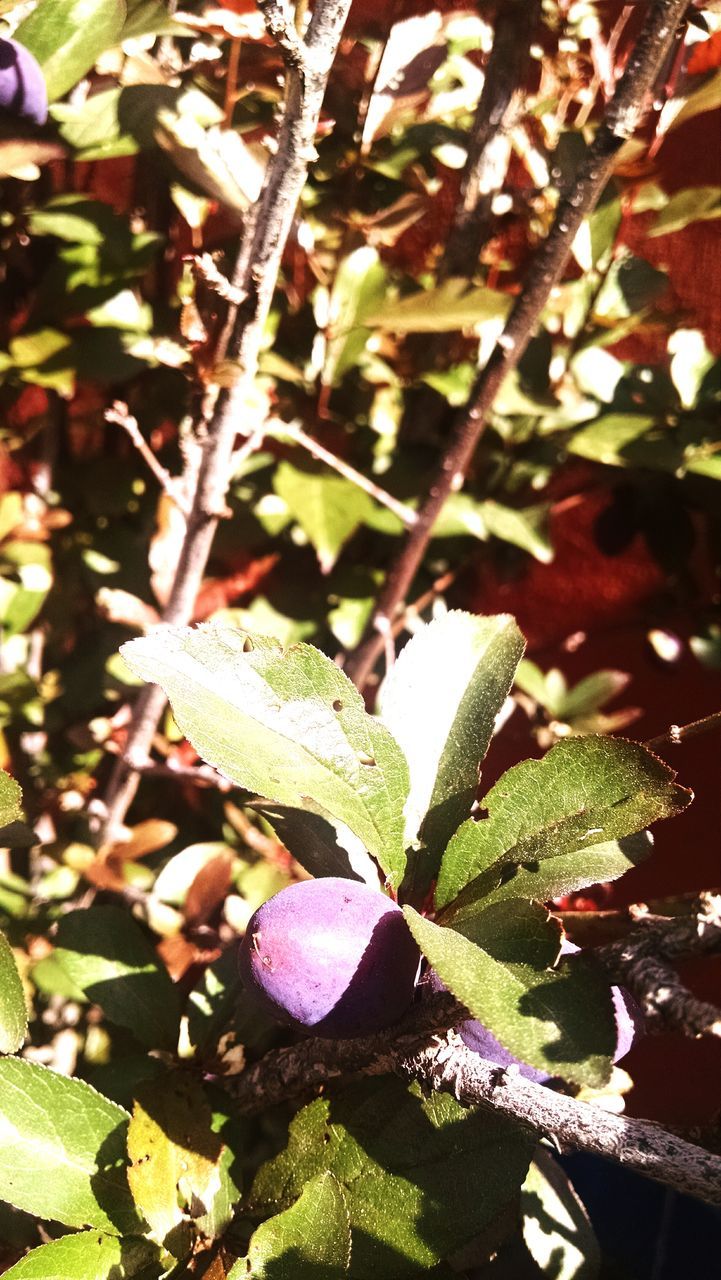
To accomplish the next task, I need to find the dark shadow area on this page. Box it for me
[314,910,421,1038]
[316,1077,533,1275]
[558,1152,721,1280]
[90,1122,146,1237]
[250,802,367,883]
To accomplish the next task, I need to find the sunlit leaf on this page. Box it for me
[404,903,616,1087]
[0,931,26,1055]
[247,1077,533,1278]
[53,906,181,1049]
[522,1151,600,1279]
[121,624,410,886]
[380,612,524,859]
[236,1173,351,1278]
[366,278,510,333]
[435,736,690,910]
[127,1071,224,1257]
[1,1231,158,1279]
[0,1058,141,1233]
[16,0,127,101]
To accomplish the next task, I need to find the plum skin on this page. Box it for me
[428,937,643,1082]
[0,38,48,126]
[238,877,421,1039]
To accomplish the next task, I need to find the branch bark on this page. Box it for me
[440,0,540,280]
[400,1033,721,1206]
[344,0,691,690]
[599,892,721,1037]
[644,708,721,753]
[92,0,354,844]
[224,989,721,1206]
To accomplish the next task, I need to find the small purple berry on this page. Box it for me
[238,878,421,1039]
[0,38,48,127]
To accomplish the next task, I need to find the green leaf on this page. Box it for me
[480,500,554,564]
[247,1078,534,1279]
[0,769,23,830]
[121,624,410,887]
[403,905,616,1087]
[15,0,127,101]
[254,802,379,885]
[273,462,376,574]
[0,1058,141,1233]
[666,69,721,130]
[237,1172,351,1278]
[435,736,690,910]
[568,414,721,479]
[1,1231,158,1279]
[126,1071,224,1258]
[430,495,553,563]
[0,769,32,848]
[380,612,524,861]
[53,906,181,1050]
[323,246,389,387]
[522,1151,600,1280]
[122,0,190,38]
[480,831,653,908]
[366,278,510,333]
[591,253,667,322]
[569,414,656,467]
[554,670,630,721]
[649,185,721,236]
[0,930,26,1054]
[668,329,717,409]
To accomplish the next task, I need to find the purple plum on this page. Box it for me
[0,38,48,127]
[427,936,643,1082]
[238,877,421,1039]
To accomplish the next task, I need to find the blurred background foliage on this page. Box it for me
[0,1,720,1273]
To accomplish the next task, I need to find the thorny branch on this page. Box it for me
[92,0,354,844]
[225,902,721,1205]
[345,0,692,689]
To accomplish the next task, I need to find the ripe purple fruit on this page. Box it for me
[0,38,48,127]
[238,877,421,1039]
[427,936,643,1082]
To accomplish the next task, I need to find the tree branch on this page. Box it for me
[106,402,190,517]
[275,420,418,527]
[224,983,721,1206]
[399,1033,721,1207]
[599,893,721,1037]
[644,709,721,752]
[440,0,540,280]
[92,0,354,844]
[344,0,691,689]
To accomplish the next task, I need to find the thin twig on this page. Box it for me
[599,893,721,1038]
[399,0,538,446]
[644,709,721,752]
[440,0,540,280]
[390,569,458,638]
[106,402,191,517]
[193,254,248,306]
[345,0,691,689]
[93,0,354,844]
[124,758,234,791]
[275,419,418,527]
[559,890,721,945]
[258,0,309,69]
